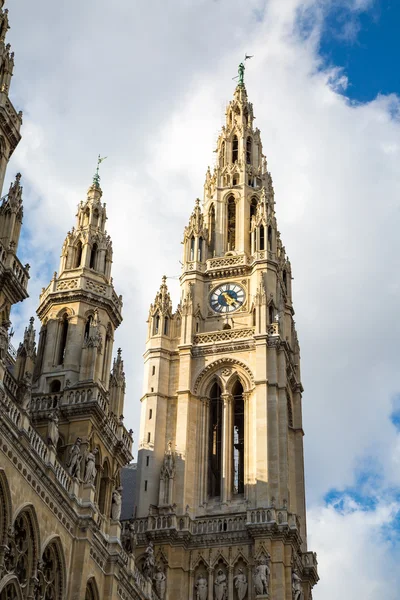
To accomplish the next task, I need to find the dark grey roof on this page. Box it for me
[121,463,137,521]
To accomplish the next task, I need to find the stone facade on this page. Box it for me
[130,68,319,599]
[0,3,152,599]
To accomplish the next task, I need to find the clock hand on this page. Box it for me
[222,291,237,306]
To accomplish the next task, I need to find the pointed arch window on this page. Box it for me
[252,308,256,327]
[163,317,169,336]
[190,236,195,261]
[268,225,272,250]
[209,205,216,256]
[90,243,98,269]
[198,236,203,262]
[57,314,68,365]
[283,270,287,292]
[220,141,225,168]
[250,197,258,250]
[37,541,65,600]
[269,305,274,324]
[84,315,93,340]
[227,196,236,251]
[102,325,112,383]
[98,460,109,515]
[154,313,160,335]
[208,382,222,498]
[246,137,252,164]
[232,135,238,163]
[232,380,245,495]
[74,241,83,268]
[260,225,265,251]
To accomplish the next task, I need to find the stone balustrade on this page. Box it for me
[28,425,49,462]
[191,514,246,534]
[31,385,132,455]
[40,272,122,312]
[193,327,255,346]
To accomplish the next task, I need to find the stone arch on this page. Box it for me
[39,535,67,600]
[0,469,12,547]
[10,504,41,590]
[55,307,74,319]
[0,575,24,600]
[193,358,254,396]
[85,577,100,600]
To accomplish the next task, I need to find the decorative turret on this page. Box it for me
[182,199,208,269]
[109,347,126,418]
[148,276,173,339]
[0,2,22,194]
[35,173,122,394]
[14,316,36,382]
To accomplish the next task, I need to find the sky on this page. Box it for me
[4,0,400,597]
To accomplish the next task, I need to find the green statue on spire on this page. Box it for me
[93,154,107,187]
[238,62,245,87]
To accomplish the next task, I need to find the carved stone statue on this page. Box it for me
[214,569,227,600]
[195,573,208,600]
[153,566,166,600]
[46,411,59,448]
[233,568,248,600]
[128,520,137,553]
[19,371,32,411]
[142,540,155,579]
[84,447,98,484]
[292,570,303,600]
[111,487,122,521]
[253,556,270,596]
[66,437,82,477]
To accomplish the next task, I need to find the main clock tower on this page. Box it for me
[133,65,318,600]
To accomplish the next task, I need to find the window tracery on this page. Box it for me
[227,196,236,251]
[36,542,64,600]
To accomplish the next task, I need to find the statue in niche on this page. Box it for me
[153,566,166,600]
[67,437,82,477]
[214,569,227,600]
[127,520,137,553]
[111,487,123,520]
[84,447,98,484]
[253,556,270,596]
[292,570,303,600]
[142,540,155,579]
[159,441,175,505]
[46,411,59,448]
[195,573,208,600]
[233,568,248,600]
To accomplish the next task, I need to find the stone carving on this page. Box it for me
[46,411,59,448]
[159,442,175,505]
[67,437,82,477]
[214,569,227,600]
[292,570,303,600]
[253,556,270,596]
[153,566,166,600]
[84,447,98,484]
[142,540,155,579]
[127,520,137,553]
[195,573,208,600]
[233,568,248,600]
[19,371,32,411]
[111,487,123,520]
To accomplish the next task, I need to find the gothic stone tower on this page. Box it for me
[27,174,133,596]
[0,0,27,381]
[134,72,318,599]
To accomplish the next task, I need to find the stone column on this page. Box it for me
[208,568,213,600]
[228,566,234,599]
[221,393,233,503]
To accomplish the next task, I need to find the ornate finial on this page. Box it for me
[93,154,107,187]
[117,347,122,356]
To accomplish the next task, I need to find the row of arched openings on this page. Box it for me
[219,137,252,168]
[72,241,109,273]
[0,471,100,600]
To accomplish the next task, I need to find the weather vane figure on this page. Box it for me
[93,154,107,187]
[233,54,254,87]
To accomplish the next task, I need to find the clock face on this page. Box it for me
[210,283,245,313]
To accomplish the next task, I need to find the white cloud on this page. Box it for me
[4,0,400,596]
